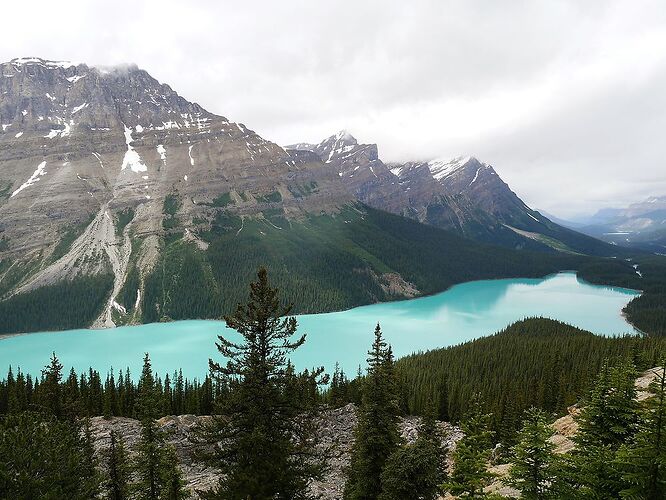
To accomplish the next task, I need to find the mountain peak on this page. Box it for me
[9,57,83,69]
[334,129,357,144]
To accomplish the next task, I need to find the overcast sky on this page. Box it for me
[3,0,665,216]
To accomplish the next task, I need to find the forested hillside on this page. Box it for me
[393,318,666,443]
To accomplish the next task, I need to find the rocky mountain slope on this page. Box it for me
[0,57,353,327]
[288,132,621,256]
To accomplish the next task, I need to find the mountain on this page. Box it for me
[0,57,597,335]
[291,132,621,256]
[575,196,666,252]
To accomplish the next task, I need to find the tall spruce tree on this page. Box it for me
[40,352,64,418]
[564,358,639,497]
[617,365,666,499]
[379,400,443,500]
[506,407,560,499]
[202,267,326,499]
[105,430,131,500]
[443,393,495,498]
[344,323,401,500]
[134,353,169,500]
[160,445,188,500]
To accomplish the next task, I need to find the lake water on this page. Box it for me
[0,272,641,380]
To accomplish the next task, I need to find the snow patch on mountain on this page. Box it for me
[121,125,147,173]
[427,156,471,181]
[11,161,47,197]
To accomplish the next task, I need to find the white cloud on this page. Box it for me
[2,0,665,216]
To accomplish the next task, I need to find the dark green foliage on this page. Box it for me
[209,191,233,207]
[443,394,495,497]
[0,412,100,499]
[0,237,8,252]
[255,190,282,203]
[202,268,325,499]
[0,181,11,200]
[395,318,666,441]
[344,324,401,499]
[575,359,638,449]
[118,265,140,313]
[163,193,182,231]
[115,207,135,235]
[105,430,131,500]
[379,402,443,500]
[160,446,188,500]
[143,204,593,324]
[0,274,113,334]
[40,352,64,418]
[142,242,222,323]
[563,359,639,497]
[617,365,666,499]
[506,407,561,499]
[134,354,186,500]
[49,212,96,263]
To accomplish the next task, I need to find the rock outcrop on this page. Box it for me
[90,404,462,499]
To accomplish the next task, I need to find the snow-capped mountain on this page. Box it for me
[0,57,352,325]
[294,131,617,255]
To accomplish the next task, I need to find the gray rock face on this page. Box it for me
[89,404,462,499]
[0,58,353,319]
[288,131,411,215]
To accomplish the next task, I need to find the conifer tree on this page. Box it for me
[617,365,666,499]
[506,407,560,499]
[379,399,443,500]
[106,430,131,500]
[0,412,101,498]
[443,393,495,498]
[344,323,401,500]
[40,352,64,418]
[565,359,638,497]
[134,353,167,500]
[202,267,326,499]
[160,445,188,500]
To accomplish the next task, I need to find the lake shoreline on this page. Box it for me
[0,270,642,341]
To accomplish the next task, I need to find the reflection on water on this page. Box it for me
[0,272,640,379]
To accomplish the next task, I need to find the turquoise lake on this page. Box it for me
[0,272,641,379]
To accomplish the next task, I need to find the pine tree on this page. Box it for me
[565,359,639,497]
[0,412,101,498]
[106,430,131,500]
[443,393,495,498]
[617,365,666,499]
[379,400,443,500]
[40,352,64,418]
[506,407,560,499]
[344,323,401,500]
[134,353,167,500]
[160,445,188,500]
[202,267,326,499]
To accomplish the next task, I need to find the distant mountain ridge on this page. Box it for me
[569,196,666,252]
[288,131,620,256]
